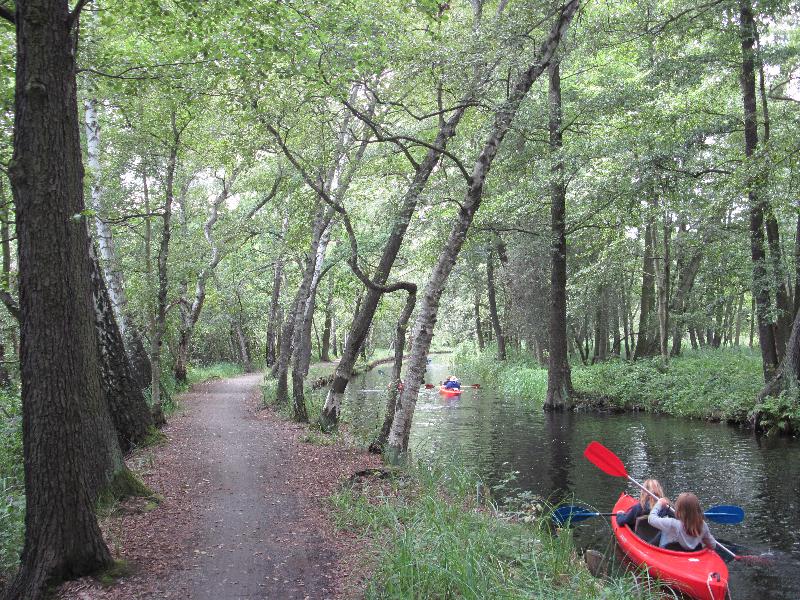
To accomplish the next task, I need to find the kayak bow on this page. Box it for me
[438,386,463,396]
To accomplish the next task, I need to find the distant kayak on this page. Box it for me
[438,386,462,396]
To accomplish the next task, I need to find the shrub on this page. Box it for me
[452,344,765,423]
[331,460,660,599]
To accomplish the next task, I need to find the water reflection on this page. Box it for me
[340,360,800,599]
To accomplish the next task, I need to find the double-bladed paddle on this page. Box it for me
[583,440,768,563]
[552,504,745,527]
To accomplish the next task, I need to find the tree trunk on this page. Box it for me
[318,100,471,431]
[272,205,332,406]
[385,1,579,460]
[174,168,238,384]
[320,276,334,362]
[290,224,332,422]
[734,292,744,346]
[234,318,252,372]
[621,272,632,359]
[3,4,118,595]
[611,295,621,357]
[149,112,182,425]
[592,289,608,364]
[740,0,778,380]
[757,52,793,356]
[486,247,506,360]
[545,58,572,410]
[474,289,485,351]
[90,245,153,451]
[330,315,338,358]
[634,221,656,359]
[795,207,800,318]
[670,246,703,357]
[689,326,698,350]
[369,289,416,453]
[654,208,671,366]
[265,216,288,367]
[753,297,800,431]
[84,98,151,389]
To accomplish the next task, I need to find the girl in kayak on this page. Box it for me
[443,376,461,390]
[616,479,668,528]
[648,493,718,552]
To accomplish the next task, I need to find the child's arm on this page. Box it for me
[701,523,718,549]
[616,505,640,527]
[647,498,675,531]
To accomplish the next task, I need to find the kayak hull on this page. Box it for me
[612,493,729,600]
[438,386,462,396]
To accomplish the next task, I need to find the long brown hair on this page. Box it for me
[639,479,664,509]
[675,492,705,537]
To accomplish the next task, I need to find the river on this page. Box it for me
[342,358,800,600]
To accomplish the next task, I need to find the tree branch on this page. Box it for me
[0,4,14,24]
[0,289,19,322]
[68,0,92,28]
[244,169,283,220]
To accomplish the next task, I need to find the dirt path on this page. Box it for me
[59,373,380,600]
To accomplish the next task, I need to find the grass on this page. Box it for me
[0,386,23,579]
[185,362,243,387]
[452,343,771,425]
[261,369,329,427]
[331,461,663,599]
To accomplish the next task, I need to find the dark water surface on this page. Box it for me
[342,359,800,600]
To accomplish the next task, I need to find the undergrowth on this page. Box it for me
[0,386,23,579]
[453,343,769,425]
[186,362,243,387]
[330,461,662,599]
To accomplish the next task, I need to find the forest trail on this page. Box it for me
[158,373,334,599]
[59,373,379,600]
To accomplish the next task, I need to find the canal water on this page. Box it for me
[342,359,800,600]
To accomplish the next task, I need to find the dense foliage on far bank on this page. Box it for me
[452,344,798,434]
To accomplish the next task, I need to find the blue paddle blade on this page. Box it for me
[704,505,745,524]
[552,505,599,526]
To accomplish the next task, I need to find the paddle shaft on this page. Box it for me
[553,505,741,524]
[629,475,738,560]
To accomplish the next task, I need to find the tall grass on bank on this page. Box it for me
[331,462,661,599]
[452,343,766,423]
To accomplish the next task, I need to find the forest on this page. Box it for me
[0,0,799,598]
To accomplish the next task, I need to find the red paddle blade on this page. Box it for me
[424,383,435,389]
[584,441,629,478]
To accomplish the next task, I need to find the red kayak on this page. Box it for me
[612,493,729,600]
[438,386,462,396]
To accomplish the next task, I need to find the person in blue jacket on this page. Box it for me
[443,376,461,390]
[616,479,669,528]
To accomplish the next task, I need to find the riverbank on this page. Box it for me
[331,461,662,599]
[452,344,800,432]
[261,364,669,598]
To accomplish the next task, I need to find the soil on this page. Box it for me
[57,373,382,600]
